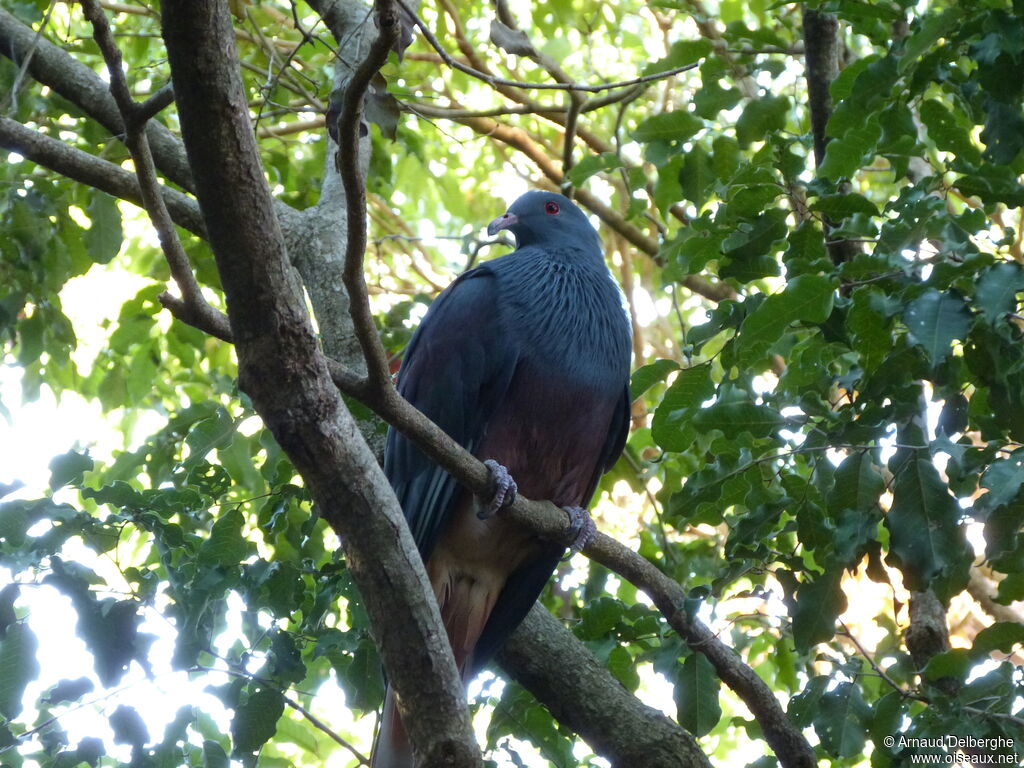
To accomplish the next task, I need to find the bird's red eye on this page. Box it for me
[545,201,560,215]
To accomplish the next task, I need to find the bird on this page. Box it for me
[373,190,632,767]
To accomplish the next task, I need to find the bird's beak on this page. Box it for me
[487,211,518,237]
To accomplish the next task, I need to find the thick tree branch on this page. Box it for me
[158,1,480,765]
[906,590,956,693]
[499,605,712,768]
[0,116,204,236]
[149,66,807,767]
[0,6,193,191]
[9,3,803,762]
[801,8,859,267]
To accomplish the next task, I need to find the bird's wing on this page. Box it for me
[384,266,518,560]
[598,383,632,478]
[470,382,632,673]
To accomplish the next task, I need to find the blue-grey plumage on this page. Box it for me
[374,191,631,768]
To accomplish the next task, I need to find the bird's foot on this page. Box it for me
[478,459,518,519]
[561,506,596,559]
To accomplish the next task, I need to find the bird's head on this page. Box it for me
[487,191,601,251]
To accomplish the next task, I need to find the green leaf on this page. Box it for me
[0,585,17,638]
[203,739,230,768]
[0,504,30,550]
[633,111,704,143]
[972,622,1024,655]
[922,648,971,682]
[903,290,972,364]
[341,638,385,713]
[827,453,884,517]
[577,597,625,639]
[919,99,982,164]
[680,144,715,208]
[662,228,723,275]
[979,451,1024,511]
[16,311,44,365]
[818,118,881,180]
[651,365,715,451]
[809,193,880,219]
[813,682,870,758]
[231,688,284,756]
[566,153,624,186]
[607,645,640,691]
[84,191,124,265]
[847,288,892,372]
[674,653,721,737]
[630,359,680,399]
[653,155,684,215]
[792,570,845,653]
[643,38,713,76]
[980,99,1024,165]
[899,10,956,72]
[789,675,828,727]
[183,407,237,470]
[711,135,740,180]
[48,450,94,492]
[110,704,149,748]
[0,622,39,719]
[783,223,830,276]
[954,165,1024,207]
[691,401,784,439]
[721,207,787,264]
[735,95,789,148]
[200,508,248,567]
[736,274,836,366]
[44,677,94,705]
[693,79,742,120]
[885,457,970,597]
[975,262,1024,324]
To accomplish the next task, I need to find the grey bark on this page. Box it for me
[159,2,480,764]
[499,605,712,768]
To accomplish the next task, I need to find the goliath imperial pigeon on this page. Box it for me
[374,190,632,766]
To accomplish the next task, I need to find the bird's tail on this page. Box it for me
[372,685,413,768]
[372,561,495,766]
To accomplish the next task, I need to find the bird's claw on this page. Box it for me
[561,506,596,559]
[479,459,517,519]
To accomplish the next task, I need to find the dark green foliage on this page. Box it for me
[2,0,1024,766]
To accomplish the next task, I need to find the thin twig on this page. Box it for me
[135,82,175,121]
[395,0,697,94]
[336,0,401,391]
[80,0,229,340]
[2,0,57,115]
[839,620,920,700]
[193,664,371,765]
[560,93,583,196]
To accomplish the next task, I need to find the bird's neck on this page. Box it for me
[495,249,631,380]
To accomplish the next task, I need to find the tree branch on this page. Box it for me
[395,0,697,94]
[81,0,227,343]
[499,605,712,768]
[335,0,400,392]
[329,371,817,768]
[0,116,204,236]
[194,664,371,766]
[0,6,194,191]
[801,8,859,267]
[158,1,480,765]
